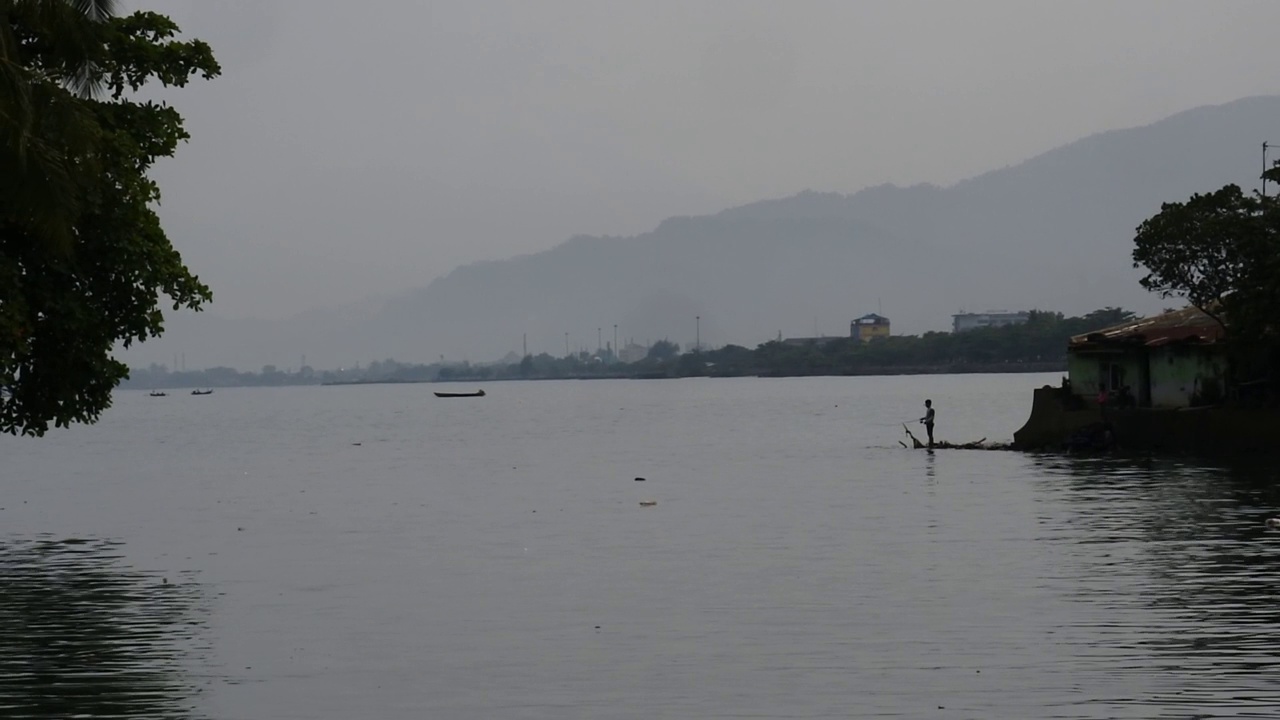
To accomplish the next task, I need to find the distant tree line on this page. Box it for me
[120,307,1137,388]
[625,307,1134,380]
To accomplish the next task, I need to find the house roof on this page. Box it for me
[855,313,889,323]
[1068,306,1225,349]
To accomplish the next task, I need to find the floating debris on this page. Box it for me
[900,424,1012,451]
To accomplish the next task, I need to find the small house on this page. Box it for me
[1066,307,1227,409]
[851,313,890,342]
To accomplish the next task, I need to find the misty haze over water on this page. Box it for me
[111,1,1280,370]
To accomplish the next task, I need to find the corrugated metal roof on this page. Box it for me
[1068,306,1225,348]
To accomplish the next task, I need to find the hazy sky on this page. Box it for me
[137,0,1280,320]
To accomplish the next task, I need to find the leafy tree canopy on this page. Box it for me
[646,339,680,360]
[1,2,219,435]
[1132,181,1280,340]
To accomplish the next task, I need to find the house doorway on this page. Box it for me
[1099,362,1124,392]
[1098,358,1150,407]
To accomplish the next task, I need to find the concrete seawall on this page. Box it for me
[1014,385,1276,455]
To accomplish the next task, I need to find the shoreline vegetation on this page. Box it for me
[312,362,1065,387]
[121,308,1131,390]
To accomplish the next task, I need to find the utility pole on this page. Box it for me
[613,325,618,361]
[1265,142,1272,198]
[565,332,570,358]
[522,333,527,357]
[597,327,602,353]
[695,315,701,352]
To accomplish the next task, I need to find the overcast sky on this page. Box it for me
[135,0,1280,320]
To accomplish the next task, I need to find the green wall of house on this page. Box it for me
[1067,352,1144,397]
[1148,346,1226,407]
[1067,345,1227,409]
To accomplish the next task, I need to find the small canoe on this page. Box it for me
[434,389,486,398]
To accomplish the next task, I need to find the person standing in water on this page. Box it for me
[919,399,935,447]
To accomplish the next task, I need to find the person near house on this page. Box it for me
[919,399,935,447]
[1116,385,1134,407]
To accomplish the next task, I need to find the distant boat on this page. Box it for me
[149,391,168,397]
[434,389,486,398]
[191,389,213,395]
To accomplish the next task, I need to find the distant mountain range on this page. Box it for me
[126,95,1280,370]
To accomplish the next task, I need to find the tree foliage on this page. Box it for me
[494,308,1128,381]
[2,0,118,251]
[1132,181,1280,340]
[117,307,1137,388]
[646,339,679,360]
[728,309,1128,378]
[1,4,219,435]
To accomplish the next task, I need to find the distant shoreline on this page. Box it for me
[126,363,1064,390]
[319,379,430,386]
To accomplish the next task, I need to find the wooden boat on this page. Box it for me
[191,389,213,395]
[149,391,168,397]
[434,389,486,398]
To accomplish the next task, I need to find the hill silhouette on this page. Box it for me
[131,96,1280,369]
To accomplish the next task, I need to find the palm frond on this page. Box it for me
[67,0,116,23]
[0,1,109,257]
[9,0,119,98]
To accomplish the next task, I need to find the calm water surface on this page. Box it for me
[4,374,1280,719]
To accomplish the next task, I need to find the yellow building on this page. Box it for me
[850,313,890,342]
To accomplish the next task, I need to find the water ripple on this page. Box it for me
[1028,457,1280,716]
[0,536,210,720]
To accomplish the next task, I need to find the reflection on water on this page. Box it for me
[0,536,209,720]
[1034,457,1280,714]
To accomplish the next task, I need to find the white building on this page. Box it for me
[618,342,648,363]
[952,311,1030,333]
